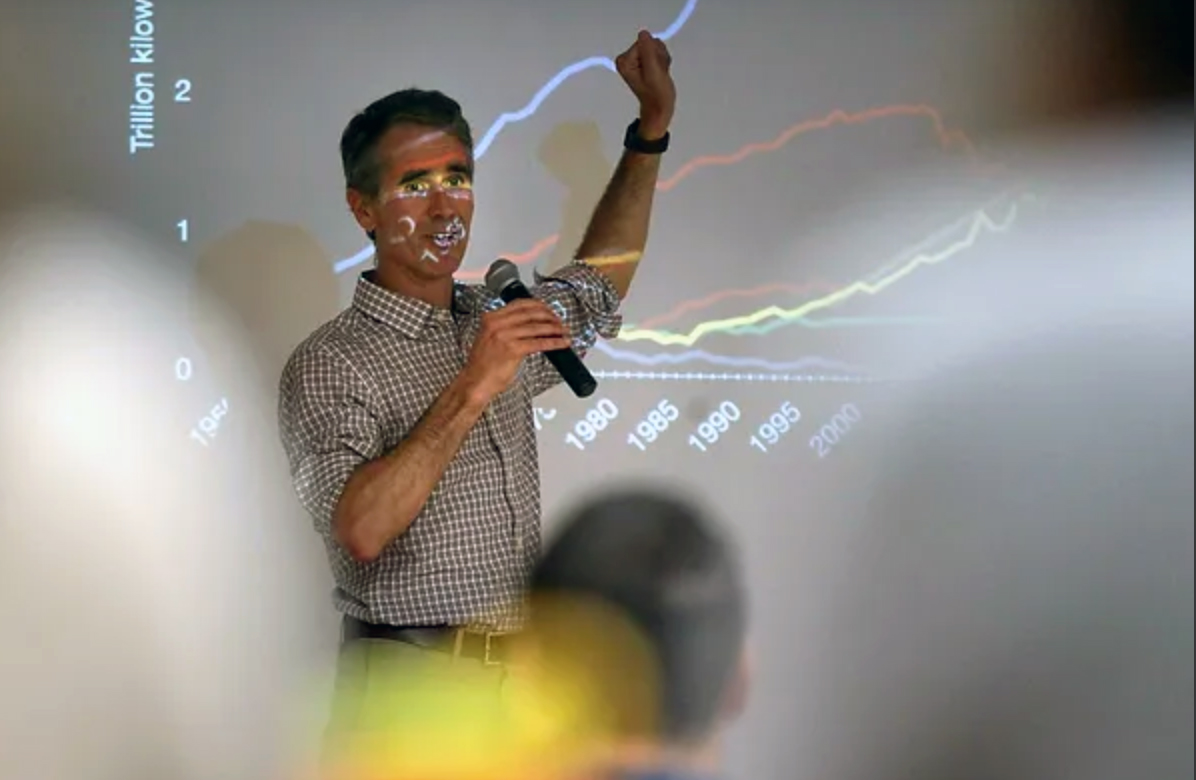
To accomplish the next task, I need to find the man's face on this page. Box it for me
[349,123,475,278]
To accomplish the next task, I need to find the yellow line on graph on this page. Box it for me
[616,201,1021,347]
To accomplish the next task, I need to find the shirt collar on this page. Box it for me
[351,271,494,339]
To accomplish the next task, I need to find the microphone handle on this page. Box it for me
[543,346,598,398]
[499,283,598,398]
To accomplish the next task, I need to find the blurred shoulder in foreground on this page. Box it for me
[0,205,320,780]
[794,271,1193,780]
[779,2,1192,775]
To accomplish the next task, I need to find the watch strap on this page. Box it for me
[624,118,669,154]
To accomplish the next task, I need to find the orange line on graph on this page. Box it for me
[455,103,982,281]
[658,103,979,192]
[632,280,839,329]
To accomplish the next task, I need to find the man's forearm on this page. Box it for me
[332,374,489,562]
[573,147,663,298]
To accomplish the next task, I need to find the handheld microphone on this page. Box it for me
[484,259,598,398]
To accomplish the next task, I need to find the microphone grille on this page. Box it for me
[484,258,521,294]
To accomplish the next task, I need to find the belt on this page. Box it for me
[342,616,516,666]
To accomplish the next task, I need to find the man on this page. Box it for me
[524,489,750,780]
[278,28,676,757]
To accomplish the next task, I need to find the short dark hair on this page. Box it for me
[529,488,747,744]
[339,88,474,200]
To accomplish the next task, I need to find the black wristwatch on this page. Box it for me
[623,118,670,154]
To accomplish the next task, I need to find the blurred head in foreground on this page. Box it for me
[524,489,750,779]
[310,489,750,780]
[0,208,319,780]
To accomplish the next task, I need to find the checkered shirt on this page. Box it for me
[278,260,622,631]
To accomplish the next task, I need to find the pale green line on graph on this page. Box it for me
[723,314,947,336]
[617,201,1021,347]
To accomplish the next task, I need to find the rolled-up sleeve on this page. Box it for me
[523,261,623,397]
[278,343,384,537]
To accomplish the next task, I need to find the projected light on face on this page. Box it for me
[368,125,476,275]
[428,214,467,252]
[385,215,417,246]
[409,214,468,264]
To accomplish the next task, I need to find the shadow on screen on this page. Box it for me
[538,120,612,275]
[190,220,341,407]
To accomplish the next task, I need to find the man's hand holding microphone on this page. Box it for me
[459,259,598,405]
[460,299,568,402]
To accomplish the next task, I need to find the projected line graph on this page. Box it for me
[449,103,985,281]
[723,315,944,337]
[593,317,939,371]
[614,198,1023,348]
[472,0,699,159]
[332,0,699,275]
[656,103,981,194]
[592,370,876,384]
[630,281,838,329]
[863,191,1031,285]
[587,197,1023,381]
[593,341,863,373]
[627,190,1018,331]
